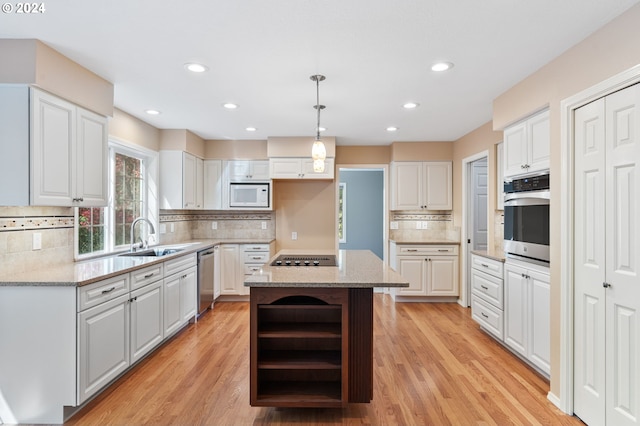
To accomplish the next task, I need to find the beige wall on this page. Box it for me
[267,136,336,158]
[0,39,113,116]
[159,129,205,157]
[492,3,640,399]
[451,122,503,250]
[336,146,391,164]
[204,139,268,159]
[273,180,336,252]
[109,108,161,151]
[390,141,453,161]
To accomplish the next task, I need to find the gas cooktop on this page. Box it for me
[270,254,337,267]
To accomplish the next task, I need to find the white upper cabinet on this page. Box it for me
[0,86,108,207]
[159,151,203,209]
[503,109,550,178]
[269,157,335,179]
[203,160,223,210]
[226,160,270,181]
[390,161,452,210]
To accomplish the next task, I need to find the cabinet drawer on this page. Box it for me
[78,274,130,312]
[243,251,269,264]
[130,263,164,291]
[471,269,503,308]
[471,254,503,278]
[398,245,458,256]
[471,295,504,341]
[243,244,270,252]
[164,253,197,277]
[244,264,264,275]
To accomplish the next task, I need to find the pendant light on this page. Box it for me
[310,74,326,172]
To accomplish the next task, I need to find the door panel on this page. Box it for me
[605,84,640,426]
[574,97,607,426]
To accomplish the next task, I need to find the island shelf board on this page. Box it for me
[250,287,373,407]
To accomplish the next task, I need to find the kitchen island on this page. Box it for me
[244,250,408,407]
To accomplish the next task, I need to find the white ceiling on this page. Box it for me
[2,0,638,146]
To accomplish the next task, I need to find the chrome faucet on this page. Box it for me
[130,217,156,252]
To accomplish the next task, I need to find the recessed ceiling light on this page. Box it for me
[431,62,454,72]
[184,63,208,73]
[403,102,419,109]
[246,127,257,132]
[145,109,161,115]
[223,103,238,109]
[386,126,398,132]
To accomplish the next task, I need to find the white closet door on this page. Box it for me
[574,97,607,426]
[604,84,640,426]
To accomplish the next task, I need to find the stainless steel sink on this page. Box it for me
[119,247,183,257]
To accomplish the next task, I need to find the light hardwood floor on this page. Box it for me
[66,295,582,425]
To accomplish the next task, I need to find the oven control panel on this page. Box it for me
[504,174,550,193]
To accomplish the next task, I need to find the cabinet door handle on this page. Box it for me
[251,256,262,260]
[144,273,154,278]
[481,312,489,319]
[101,286,116,294]
[407,249,418,252]
[182,274,188,279]
[480,285,489,290]
[438,249,448,252]
[603,282,612,288]
[480,263,489,268]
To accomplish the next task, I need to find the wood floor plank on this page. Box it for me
[65,295,582,425]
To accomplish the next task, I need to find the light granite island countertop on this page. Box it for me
[244,249,409,288]
[245,249,408,409]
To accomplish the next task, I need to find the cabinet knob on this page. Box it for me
[603,282,612,288]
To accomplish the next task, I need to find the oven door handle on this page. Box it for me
[504,197,550,207]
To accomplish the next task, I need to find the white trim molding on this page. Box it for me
[558,63,640,414]
[459,150,489,308]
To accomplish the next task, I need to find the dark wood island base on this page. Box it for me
[250,287,373,407]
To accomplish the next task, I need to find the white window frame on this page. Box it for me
[74,137,159,260]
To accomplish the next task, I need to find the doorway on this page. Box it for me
[560,65,640,417]
[460,151,489,307]
[336,165,388,262]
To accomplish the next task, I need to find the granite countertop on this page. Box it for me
[0,238,275,287]
[244,249,409,288]
[471,248,506,262]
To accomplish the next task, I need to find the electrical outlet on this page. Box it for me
[422,221,429,230]
[159,224,167,234]
[32,233,42,250]
[390,221,398,230]
[170,223,175,233]
[291,231,298,240]
[261,221,267,230]
[211,221,218,230]
[416,222,422,230]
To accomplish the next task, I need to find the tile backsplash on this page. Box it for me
[0,206,75,276]
[389,211,460,241]
[0,207,276,277]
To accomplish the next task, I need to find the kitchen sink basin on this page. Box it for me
[119,247,184,257]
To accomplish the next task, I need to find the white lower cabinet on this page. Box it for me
[504,260,550,375]
[78,253,197,406]
[470,253,505,340]
[220,244,242,295]
[163,254,197,336]
[130,280,164,364]
[77,293,130,404]
[391,244,459,299]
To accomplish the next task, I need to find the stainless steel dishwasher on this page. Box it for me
[197,247,216,317]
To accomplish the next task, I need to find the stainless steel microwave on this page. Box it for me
[229,182,270,208]
[503,173,550,263]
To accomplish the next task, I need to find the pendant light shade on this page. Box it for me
[310,75,327,169]
[313,159,325,173]
[312,138,326,160]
